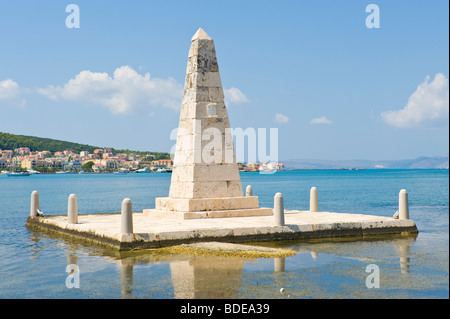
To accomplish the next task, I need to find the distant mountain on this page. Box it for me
[0,131,170,158]
[282,154,449,170]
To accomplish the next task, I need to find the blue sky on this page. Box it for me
[0,0,448,161]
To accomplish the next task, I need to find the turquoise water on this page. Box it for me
[0,169,448,299]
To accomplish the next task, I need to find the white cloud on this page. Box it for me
[0,79,19,99]
[310,116,332,125]
[37,67,249,114]
[381,73,449,128]
[274,113,289,124]
[37,66,184,114]
[224,87,249,105]
[0,78,25,107]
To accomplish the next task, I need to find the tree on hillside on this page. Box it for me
[82,161,95,171]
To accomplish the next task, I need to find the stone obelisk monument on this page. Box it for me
[145,28,271,219]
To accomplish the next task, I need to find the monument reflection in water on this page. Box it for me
[57,236,416,299]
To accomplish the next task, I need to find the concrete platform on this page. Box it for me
[143,207,273,219]
[25,210,418,251]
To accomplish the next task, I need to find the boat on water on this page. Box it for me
[135,167,151,173]
[258,163,279,174]
[27,169,41,175]
[156,168,172,173]
[7,171,31,176]
[55,170,77,174]
[0,170,11,175]
[114,168,130,174]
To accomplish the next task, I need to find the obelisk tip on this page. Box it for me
[191,28,212,41]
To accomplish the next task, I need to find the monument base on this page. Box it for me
[155,196,267,212]
[144,196,273,220]
[143,207,273,220]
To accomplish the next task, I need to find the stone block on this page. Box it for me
[196,38,215,53]
[171,165,190,183]
[154,196,260,212]
[296,224,314,232]
[183,86,210,103]
[158,230,195,241]
[185,72,222,88]
[208,87,225,103]
[209,164,240,182]
[182,102,229,121]
[186,54,219,74]
[202,72,222,88]
[173,150,195,165]
[174,134,197,155]
[146,206,273,219]
[188,40,198,58]
[233,227,258,236]
[168,181,195,199]
[172,163,241,185]
[191,181,243,198]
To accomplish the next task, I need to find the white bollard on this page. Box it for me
[274,192,285,226]
[246,185,253,196]
[30,190,39,217]
[399,189,409,220]
[310,187,318,212]
[68,194,78,224]
[121,198,133,234]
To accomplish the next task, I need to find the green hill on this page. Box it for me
[0,131,170,159]
[0,131,99,153]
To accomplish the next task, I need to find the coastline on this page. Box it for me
[2,167,448,176]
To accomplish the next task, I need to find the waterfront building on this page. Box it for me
[14,147,30,155]
[0,158,8,169]
[65,160,82,170]
[92,163,106,172]
[37,151,51,158]
[93,149,104,155]
[101,159,118,169]
[0,150,13,158]
[151,159,173,168]
[21,158,36,169]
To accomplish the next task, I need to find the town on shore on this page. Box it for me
[0,147,284,174]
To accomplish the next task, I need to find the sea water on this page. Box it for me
[0,169,448,298]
